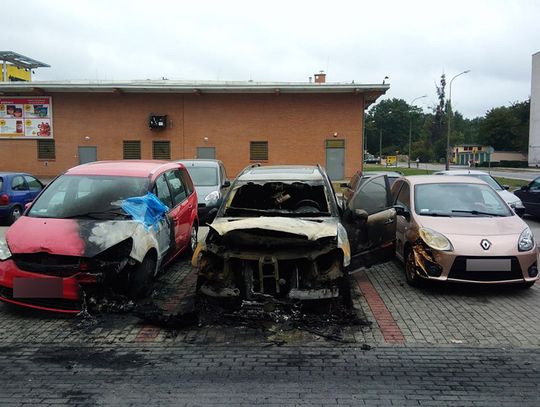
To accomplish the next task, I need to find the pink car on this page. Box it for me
[391,175,538,288]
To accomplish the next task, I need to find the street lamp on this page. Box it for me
[445,70,471,170]
[408,95,427,168]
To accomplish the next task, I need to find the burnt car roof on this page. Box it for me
[238,165,325,182]
[65,160,183,178]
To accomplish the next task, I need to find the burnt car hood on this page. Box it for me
[209,216,338,240]
[6,216,143,258]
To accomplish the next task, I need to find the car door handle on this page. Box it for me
[383,218,395,225]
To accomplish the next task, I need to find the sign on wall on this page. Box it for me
[0,97,53,139]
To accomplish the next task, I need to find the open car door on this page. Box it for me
[342,174,396,270]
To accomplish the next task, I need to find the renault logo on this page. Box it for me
[480,239,491,250]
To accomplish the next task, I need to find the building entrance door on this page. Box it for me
[78,146,97,164]
[325,139,345,180]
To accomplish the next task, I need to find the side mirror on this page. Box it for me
[222,180,231,188]
[353,208,369,221]
[206,208,218,224]
[520,185,529,191]
[503,185,510,190]
[394,204,410,221]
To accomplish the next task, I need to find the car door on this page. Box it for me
[391,180,411,262]
[152,173,175,260]
[342,174,396,269]
[514,177,540,216]
[23,175,44,201]
[165,169,193,252]
[10,175,32,207]
[341,171,361,208]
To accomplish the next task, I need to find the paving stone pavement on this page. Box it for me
[0,343,538,406]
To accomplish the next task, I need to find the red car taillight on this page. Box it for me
[0,194,9,205]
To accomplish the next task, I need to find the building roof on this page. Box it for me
[0,51,50,69]
[0,79,389,104]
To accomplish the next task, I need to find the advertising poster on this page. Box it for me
[0,97,53,139]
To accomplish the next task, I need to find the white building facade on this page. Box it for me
[529,51,540,166]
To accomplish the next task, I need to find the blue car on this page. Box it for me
[0,172,45,225]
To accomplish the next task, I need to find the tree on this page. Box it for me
[478,100,530,152]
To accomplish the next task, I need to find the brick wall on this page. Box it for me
[0,92,364,179]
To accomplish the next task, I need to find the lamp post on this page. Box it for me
[408,95,427,168]
[445,70,471,170]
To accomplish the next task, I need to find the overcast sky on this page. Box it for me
[4,0,539,118]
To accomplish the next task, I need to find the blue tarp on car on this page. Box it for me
[121,193,169,230]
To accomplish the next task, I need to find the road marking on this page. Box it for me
[355,272,405,343]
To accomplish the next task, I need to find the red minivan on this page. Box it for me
[0,160,198,313]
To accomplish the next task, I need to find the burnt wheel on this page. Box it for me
[404,248,421,287]
[338,275,353,309]
[128,255,156,299]
[8,205,22,225]
[520,281,536,289]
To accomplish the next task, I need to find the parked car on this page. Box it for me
[0,160,198,313]
[177,159,230,224]
[513,176,540,217]
[433,169,525,216]
[192,164,396,305]
[0,172,44,225]
[364,155,381,164]
[391,175,538,288]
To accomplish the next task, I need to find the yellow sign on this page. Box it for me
[472,147,478,154]
[386,155,397,166]
[2,65,31,81]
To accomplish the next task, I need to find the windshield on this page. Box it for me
[186,167,218,186]
[223,180,332,217]
[414,183,512,217]
[466,174,503,191]
[28,174,149,219]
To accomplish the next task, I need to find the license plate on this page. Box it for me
[466,259,511,272]
[13,278,63,298]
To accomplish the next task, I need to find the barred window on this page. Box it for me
[250,141,268,161]
[37,140,56,160]
[123,140,141,159]
[152,141,171,160]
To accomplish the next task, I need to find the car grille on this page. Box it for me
[448,256,523,281]
[0,286,82,311]
[13,254,92,277]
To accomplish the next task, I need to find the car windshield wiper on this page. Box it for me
[64,208,131,219]
[421,212,451,217]
[451,209,506,217]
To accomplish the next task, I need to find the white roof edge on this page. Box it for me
[0,80,390,94]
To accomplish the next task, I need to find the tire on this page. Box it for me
[338,274,353,309]
[188,223,198,255]
[8,205,22,225]
[404,248,421,287]
[520,281,536,289]
[128,255,156,299]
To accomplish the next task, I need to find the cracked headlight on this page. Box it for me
[204,190,220,206]
[419,227,453,251]
[0,237,12,261]
[518,228,534,252]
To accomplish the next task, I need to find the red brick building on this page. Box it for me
[0,77,388,179]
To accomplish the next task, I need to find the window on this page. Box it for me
[352,176,389,215]
[11,175,28,191]
[395,182,410,209]
[153,174,173,208]
[37,140,56,160]
[152,141,171,160]
[179,169,194,195]
[24,175,43,190]
[250,141,268,161]
[123,140,141,159]
[165,170,187,205]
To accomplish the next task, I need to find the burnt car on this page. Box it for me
[0,160,198,313]
[192,164,396,304]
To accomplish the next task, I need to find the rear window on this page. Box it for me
[187,167,218,186]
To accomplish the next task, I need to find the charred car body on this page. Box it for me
[0,160,198,313]
[193,165,396,304]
